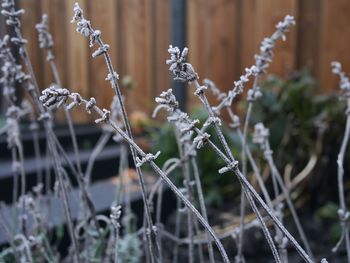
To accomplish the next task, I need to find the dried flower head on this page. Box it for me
[167,45,198,82]
[203,78,226,101]
[39,86,70,109]
[247,87,262,102]
[252,123,270,146]
[71,3,91,37]
[1,0,24,27]
[228,114,240,129]
[153,89,179,118]
[331,61,350,97]
[110,203,122,229]
[35,14,54,50]
[5,106,20,148]
[71,2,84,23]
[255,15,295,75]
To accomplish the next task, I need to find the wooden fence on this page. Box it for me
[14,0,350,122]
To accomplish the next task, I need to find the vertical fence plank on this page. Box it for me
[10,0,350,123]
[88,0,118,109]
[119,0,155,114]
[154,0,171,99]
[65,0,90,122]
[296,0,320,78]
[240,0,257,74]
[240,0,298,78]
[318,0,350,92]
[40,0,68,90]
[17,0,44,90]
[187,0,240,109]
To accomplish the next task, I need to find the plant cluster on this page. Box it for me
[0,1,349,263]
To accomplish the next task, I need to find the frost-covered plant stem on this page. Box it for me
[237,76,260,262]
[200,132,312,262]
[174,130,195,263]
[70,4,158,259]
[173,198,182,263]
[167,44,284,261]
[85,132,110,185]
[46,132,80,263]
[41,87,231,263]
[36,14,83,180]
[169,39,310,260]
[192,82,281,262]
[331,61,350,261]
[236,15,296,260]
[36,14,104,247]
[0,35,29,232]
[206,80,288,260]
[253,123,313,260]
[1,3,80,261]
[190,154,215,262]
[110,204,121,263]
[29,121,43,184]
[335,97,350,261]
[194,80,234,161]
[0,208,21,262]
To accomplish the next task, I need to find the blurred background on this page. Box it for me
[1,1,350,260]
[1,0,350,122]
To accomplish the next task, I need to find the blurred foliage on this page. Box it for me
[249,70,345,170]
[150,70,348,208]
[150,109,245,206]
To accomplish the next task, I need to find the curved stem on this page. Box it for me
[30,124,43,184]
[265,142,314,260]
[336,99,350,261]
[190,156,215,263]
[90,30,158,260]
[85,132,111,185]
[174,130,194,263]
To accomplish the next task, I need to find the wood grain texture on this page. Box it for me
[40,0,68,89]
[154,0,171,99]
[88,0,118,109]
[240,0,298,78]
[296,0,320,77]
[10,0,350,123]
[65,0,90,122]
[318,0,350,92]
[119,0,155,114]
[187,0,239,108]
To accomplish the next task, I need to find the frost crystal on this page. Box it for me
[167,45,198,82]
[35,14,54,50]
[136,151,161,167]
[331,61,350,96]
[252,123,269,146]
[40,86,70,109]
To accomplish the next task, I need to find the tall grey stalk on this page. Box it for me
[39,86,231,263]
[35,12,106,249]
[110,204,122,263]
[203,79,273,210]
[331,61,350,261]
[1,2,80,261]
[154,89,215,263]
[35,14,82,183]
[167,45,281,262]
[205,79,283,253]
[70,4,159,260]
[232,16,295,262]
[0,35,30,232]
[166,44,313,262]
[58,85,314,262]
[174,129,195,263]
